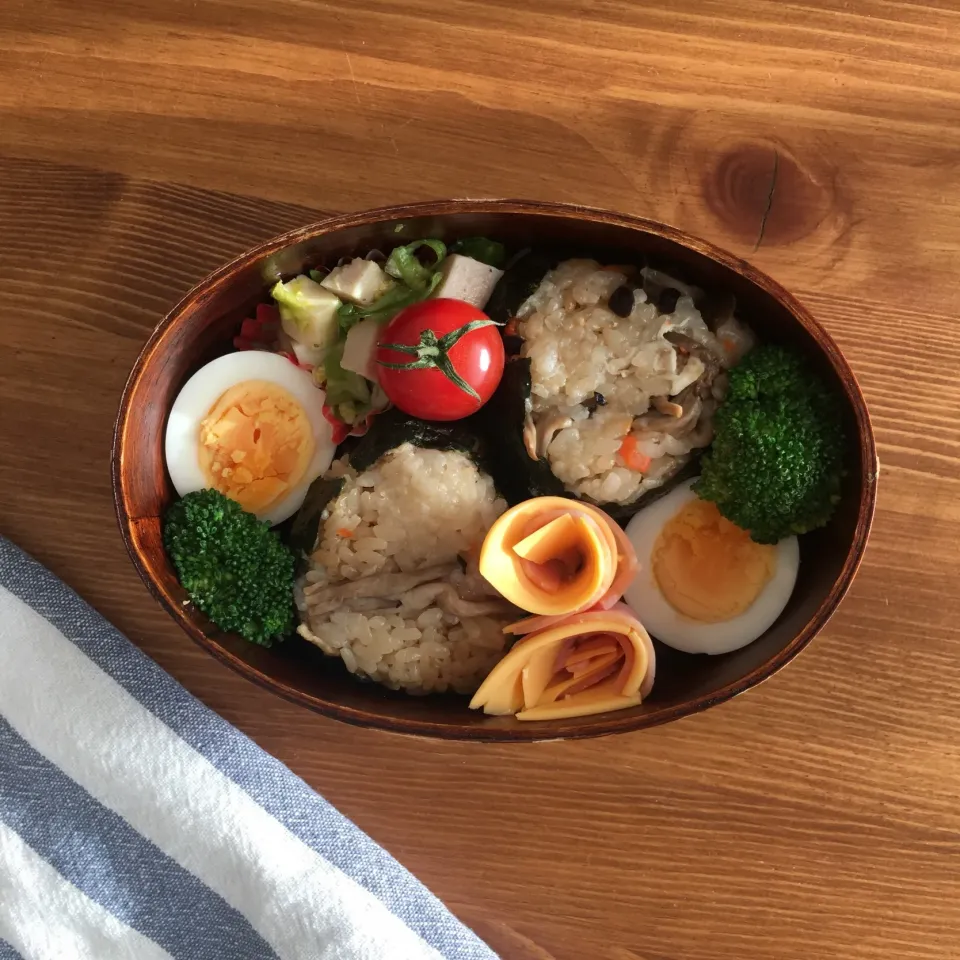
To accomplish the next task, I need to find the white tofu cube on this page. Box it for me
[341,317,386,384]
[430,254,504,309]
[321,258,393,306]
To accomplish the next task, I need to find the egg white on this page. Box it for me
[164,351,335,526]
[624,479,799,655]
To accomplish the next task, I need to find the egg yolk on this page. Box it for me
[198,380,315,515]
[652,498,775,623]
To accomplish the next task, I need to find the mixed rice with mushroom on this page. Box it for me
[296,443,515,694]
[517,259,755,506]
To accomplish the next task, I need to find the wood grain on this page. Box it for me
[2,2,959,958]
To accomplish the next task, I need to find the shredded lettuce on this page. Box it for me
[270,276,341,349]
[323,339,382,426]
[336,270,443,333]
[385,240,447,292]
[324,340,369,404]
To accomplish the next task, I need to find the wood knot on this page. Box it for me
[702,143,837,250]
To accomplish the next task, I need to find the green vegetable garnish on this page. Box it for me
[451,237,507,269]
[385,240,446,292]
[324,339,371,410]
[270,275,341,349]
[164,489,295,645]
[336,270,443,333]
[694,345,846,544]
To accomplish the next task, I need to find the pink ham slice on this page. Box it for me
[594,516,639,610]
[480,497,638,620]
[470,607,656,722]
[518,507,637,611]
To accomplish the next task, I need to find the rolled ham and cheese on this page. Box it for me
[478,497,638,617]
[469,605,655,721]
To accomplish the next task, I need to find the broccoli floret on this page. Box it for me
[694,345,845,544]
[164,489,295,645]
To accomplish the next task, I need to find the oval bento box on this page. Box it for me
[112,200,877,742]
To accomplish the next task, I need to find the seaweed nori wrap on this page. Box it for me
[480,254,710,523]
[288,407,500,558]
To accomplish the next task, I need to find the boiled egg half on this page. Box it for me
[624,479,799,654]
[165,351,335,526]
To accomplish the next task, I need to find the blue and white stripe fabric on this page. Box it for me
[0,536,497,960]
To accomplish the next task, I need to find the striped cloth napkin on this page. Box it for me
[0,536,497,960]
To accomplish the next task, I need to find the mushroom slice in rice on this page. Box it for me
[303,562,458,607]
[652,396,684,418]
[522,408,576,463]
[537,412,575,459]
[666,328,725,368]
[634,386,703,439]
[396,582,517,618]
[319,586,515,620]
[523,411,538,460]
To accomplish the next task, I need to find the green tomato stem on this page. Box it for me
[378,318,501,402]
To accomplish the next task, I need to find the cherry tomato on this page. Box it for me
[375,299,505,421]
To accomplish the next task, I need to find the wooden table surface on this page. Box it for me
[3,2,959,957]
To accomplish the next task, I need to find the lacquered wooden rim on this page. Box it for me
[112,199,878,741]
